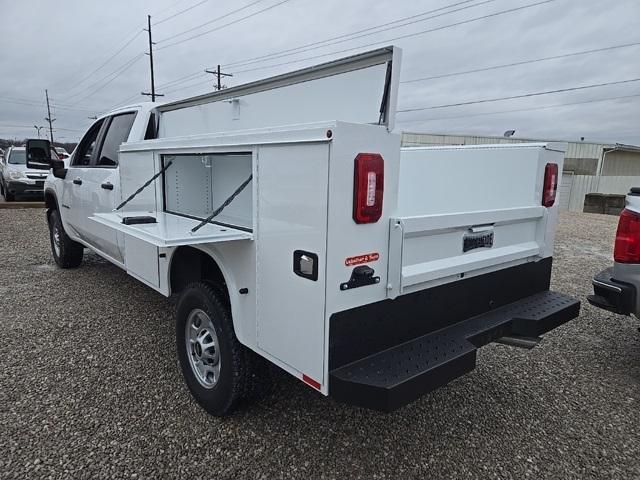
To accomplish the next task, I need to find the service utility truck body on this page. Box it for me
[29,46,580,415]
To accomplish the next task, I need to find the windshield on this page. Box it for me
[8,150,26,164]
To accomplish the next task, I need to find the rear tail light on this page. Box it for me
[614,208,640,263]
[542,163,558,207]
[353,153,384,223]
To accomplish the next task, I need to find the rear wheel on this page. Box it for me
[48,209,83,268]
[176,282,261,416]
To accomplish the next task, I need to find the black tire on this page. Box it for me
[48,209,83,268]
[5,191,14,202]
[176,282,251,416]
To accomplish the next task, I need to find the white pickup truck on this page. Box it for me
[588,189,640,318]
[27,46,580,415]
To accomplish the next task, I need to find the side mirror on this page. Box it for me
[26,138,52,169]
[52,159,67,179]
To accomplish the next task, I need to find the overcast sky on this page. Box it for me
[0,0,638,144]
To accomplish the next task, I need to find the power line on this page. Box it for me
[398,93,640,124]
[156,0,292,51]
[50,0,191,94]
[67,54,145,106]
[154,0,208,25]
[105,92,145,111]
[0,96,97,113]
[157,0,267,43]
[55,30,144,97]
[163,77,213,95]
[0,93,93,109]
[225,0,491,69]
[401,41,640,83]
[153,0,188,17]
[157,71,207,89]
[397,78,640,113]
[231,0,559,75]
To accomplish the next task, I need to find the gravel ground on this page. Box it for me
[0,209,638,479]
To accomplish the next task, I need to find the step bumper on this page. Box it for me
[329,290,580,412]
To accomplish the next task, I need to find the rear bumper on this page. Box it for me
[328,258,580,412]
[330,290,579,412]
[587,267,636,316]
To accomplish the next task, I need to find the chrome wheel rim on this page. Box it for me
[185,309,221,389]
[52,224,61,257]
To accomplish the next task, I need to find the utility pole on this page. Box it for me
[205,64,232,91]
[44,89,55,143]
[142,15,164,101]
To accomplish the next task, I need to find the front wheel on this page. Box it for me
[48,209,83,268]
[176,282,250,416]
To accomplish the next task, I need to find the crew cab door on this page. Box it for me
[80,111,137,264]
[63,119,105,239]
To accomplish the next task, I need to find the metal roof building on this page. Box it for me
[401,132,640,212]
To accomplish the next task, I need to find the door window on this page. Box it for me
[72,120,104,167]
[96,112,137,167]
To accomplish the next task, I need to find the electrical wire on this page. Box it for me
[154,0,209,25]
[397,78,640,112]
[0,97,96,113]
[66,54,145,106]
[401,41,640,83]
[231,0,559,75]
[156,70,208,89]
[156,0,292,51]
[225,0,492,68]
[55,30,144,97]
[397,93,640,124]
[163,77,213,95]
[157,0,267,43]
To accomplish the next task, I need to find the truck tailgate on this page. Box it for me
[388,143,565,298]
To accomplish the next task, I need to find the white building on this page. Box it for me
[402,132,640,212]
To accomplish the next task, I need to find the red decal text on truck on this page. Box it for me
[345,252,380,266]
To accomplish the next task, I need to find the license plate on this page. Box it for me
[36,181,44,186]
[463,230,494,252]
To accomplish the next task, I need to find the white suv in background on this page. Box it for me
[0,146,49,201]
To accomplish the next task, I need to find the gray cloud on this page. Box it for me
[0,0,638,144]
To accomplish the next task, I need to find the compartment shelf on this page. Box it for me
[90,211,253,247]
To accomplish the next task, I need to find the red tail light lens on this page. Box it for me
[542,163,558,207]
[353,153,384,224]
[614,208,640,263]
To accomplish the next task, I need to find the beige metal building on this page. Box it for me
[402,132,640,212]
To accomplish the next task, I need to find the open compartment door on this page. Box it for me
[157,46,402,136]
[89,212,252,292]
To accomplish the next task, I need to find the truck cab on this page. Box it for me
[31,46,580,416]
[43,105,157,265]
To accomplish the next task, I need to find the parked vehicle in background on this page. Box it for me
[28,46,580,416]
[588,188,640,320]
[0,146,50,201]
[55,146,70,159]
